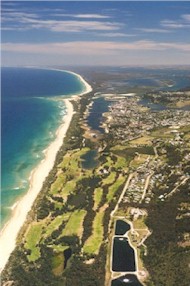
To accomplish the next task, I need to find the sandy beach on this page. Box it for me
[0,72,92,272]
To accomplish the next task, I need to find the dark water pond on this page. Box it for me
[182,105,190,111]
[81,150,99,169]
[115,220,131,235]
[111,274,143,286]
[139,98,167,111]
[63,248,72,268]
[112,237,136,272]
[140,97,190,112]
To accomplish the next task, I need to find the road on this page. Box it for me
[166,176,189,198]
[110,173,134,221]
[140,173,153,203]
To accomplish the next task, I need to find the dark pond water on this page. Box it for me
[112,237,136,272]
[111,274,143,286]
[87,97,110,133]
[140,97,190,112]
[115,220,131,235]
[81,150,99,169]
[63,248,72,269]
[139,98,167,111]
[123,78,161,88]
[182,105,190,111]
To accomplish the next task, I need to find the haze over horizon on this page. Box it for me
[2,1,190,66]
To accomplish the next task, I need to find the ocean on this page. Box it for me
[1,67,86,227]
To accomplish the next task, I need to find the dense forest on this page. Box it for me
[144,179,190,286]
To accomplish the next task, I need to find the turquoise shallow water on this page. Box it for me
[1,67,86,227]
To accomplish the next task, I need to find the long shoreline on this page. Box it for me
[0,70,92,272]
[25,66,93,97]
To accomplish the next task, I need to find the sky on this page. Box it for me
[1,1,190,66]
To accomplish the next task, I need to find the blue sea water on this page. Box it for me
[1,67,86,227]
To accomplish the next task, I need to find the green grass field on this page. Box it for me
[110,145,127,151]
[59,148,90,174]
[114,155,127,170]
[50,148,92,202]
[102,171,116,186]
[24,223,43,262]
[44,213,70,239]
[52,252,64,276]
[179,124,190,133]
[151,127,173,139]
[106,175,126,202]
[83,209,105,255]
[130,154,150,168]
[61,209,87,238]
[58,153,71,169]
[102,155,114,168]
[60,180,77,201]
[129,135,153,146]
[93,188,103,210]
[50,173,67,195]
[51,244,69,252]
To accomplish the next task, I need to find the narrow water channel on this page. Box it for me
[87,97,110,133]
